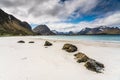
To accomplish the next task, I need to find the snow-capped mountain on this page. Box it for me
[78,26,120,35]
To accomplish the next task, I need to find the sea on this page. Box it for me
[37,35,120,43]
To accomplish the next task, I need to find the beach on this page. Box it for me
[0,36,120,80]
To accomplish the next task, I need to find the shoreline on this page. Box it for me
[1,36,119,48]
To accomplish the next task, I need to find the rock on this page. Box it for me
[62,43,77,52]
[74,52,89,63]
[45,46,48,48]
[29,41,34,43]
[17,40,25,43]
[73,52,105,73]
[84,59,104,73]
[44,41,52,46]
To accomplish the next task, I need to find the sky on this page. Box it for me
[0,0,120,32]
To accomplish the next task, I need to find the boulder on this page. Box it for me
[29,41,34,43]
[74,52,89,63]
[62,44,77,52]
[84,59,104,73]
[17,40,25,43]
[44,41,52,46]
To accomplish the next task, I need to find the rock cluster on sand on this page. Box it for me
[18,40,35,43]
[17,41,104,73]
[17,40,25,43]
[74,52,89,63]
[44,41,52,46]
[84,59,104,73]
[29,41,34,43]
[62,43,77,52]
[62,43,104,73]
[74,52,104,73]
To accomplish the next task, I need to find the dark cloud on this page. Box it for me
[46,5,63,16]
[0,0,49,8]
[0,0,28,7]
[28,0,67,18]
[59,0,71,4]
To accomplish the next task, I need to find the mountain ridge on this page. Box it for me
[78,26,120,35]
[0,9,33,36]
[52,26,120,35]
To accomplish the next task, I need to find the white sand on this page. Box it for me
[0,36,120,80]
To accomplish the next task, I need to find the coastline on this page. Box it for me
[0,36,120,80]
[1,36,120,47]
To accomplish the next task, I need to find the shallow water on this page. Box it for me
[37,35,120,43]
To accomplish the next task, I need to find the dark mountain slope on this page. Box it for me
[0,9,33,36]
[33,25,55,35]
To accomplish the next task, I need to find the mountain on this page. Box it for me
[51,30,58,34]
[0,9,33,36]
[52,30,76,35]
[33,25,55,35]
[78,26,120,35]
[52,30,67,35]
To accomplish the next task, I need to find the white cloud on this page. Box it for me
[47,11,120,32]
[93,11,120,26]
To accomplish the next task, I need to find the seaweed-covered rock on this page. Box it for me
[44,41,52,46]
[62,44,77,52]
[84,59,104,73]
[17,40,25,43]
[29,41,34,43]
[74,52,89,63]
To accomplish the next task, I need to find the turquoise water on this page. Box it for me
[38,35,120,42]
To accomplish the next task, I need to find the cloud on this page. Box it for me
[47,11,120,32]
[0,0,120,32]
[0,0,98,23]
[92,11,120,26]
